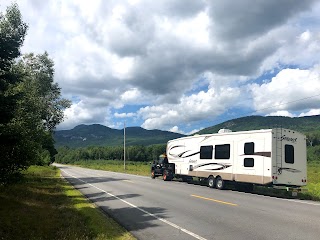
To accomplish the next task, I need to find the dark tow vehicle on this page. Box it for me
[150,154,175,181]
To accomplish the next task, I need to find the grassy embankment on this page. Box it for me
[0,165,135,240]
[73,160,320,201]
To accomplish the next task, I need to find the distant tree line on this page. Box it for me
[306,132,320,162]
[306,132,320,147]
[55,144,167,163]
[0,4,70,183]
[307,146,320,162]
[55,143,320,163]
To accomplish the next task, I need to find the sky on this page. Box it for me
[1,0,320,134]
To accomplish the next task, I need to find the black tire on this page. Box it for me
[151,170,155,179]
[215,176,225,190]
[208,176,215,188]
[163,170,168,181]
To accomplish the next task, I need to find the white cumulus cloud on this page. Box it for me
[250,66,320,115]
[1,0,320,131]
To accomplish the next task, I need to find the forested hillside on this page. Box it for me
[54,124,184,148]
[197,115,320,134]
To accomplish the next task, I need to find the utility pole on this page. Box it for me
[124,121,126,171]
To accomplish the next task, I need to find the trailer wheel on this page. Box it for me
[208,176,215,188]
[215,176,225,190]
[151,170,155,179]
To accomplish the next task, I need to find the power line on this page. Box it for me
[231,75,320,111]
[251,93,320,114]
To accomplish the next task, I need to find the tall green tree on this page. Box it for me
[10,52,71,167]
[0,4,70,183]
[0,4,29,183]
[17,52,71,131]
[0,3,27,123]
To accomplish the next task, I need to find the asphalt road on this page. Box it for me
[56,164,320,240]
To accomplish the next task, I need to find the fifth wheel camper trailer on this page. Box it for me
[165,128,307,190]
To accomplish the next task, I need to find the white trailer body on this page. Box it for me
[167,128,307,187]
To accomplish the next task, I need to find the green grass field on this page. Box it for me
[74,160,150,176]
[304,162,320,200]
[0,165,135,240]
[74,160,320,201]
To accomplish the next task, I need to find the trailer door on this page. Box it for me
[235,138,266,184]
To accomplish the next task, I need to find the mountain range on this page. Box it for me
[54,115,320,148]
[197,115,320,134]
[54,124,185,148]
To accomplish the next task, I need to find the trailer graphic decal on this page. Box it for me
[278,167,301,173]
[177,151,190,157]
[280,135,297,143]
[192,163,232,171]
[169,149,200,158]
[168,145,201,158]
[241,152,271,157]
[170,145,184,149]
[183,151,200,158]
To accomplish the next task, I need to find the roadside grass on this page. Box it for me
[302,162,320,200]
[253,162,320,201]
[0,165,135,240]
[72,160,320,201]
[74,160,150,176]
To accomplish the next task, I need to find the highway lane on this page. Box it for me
[56,164,320,240]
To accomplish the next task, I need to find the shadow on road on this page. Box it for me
[101,205,169,232]
[63,175,128,185]
[85,192,142,203]
[62,171,172,234]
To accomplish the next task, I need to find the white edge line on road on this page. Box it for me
[239,191,320,206]
[60,169,207,240]
[273,196,320,206]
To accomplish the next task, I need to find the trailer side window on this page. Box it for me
[244,158,254,167]
[215,144,230,159]
[285,144,294,164]
[200,146,213,159]
[244,142,254,155]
